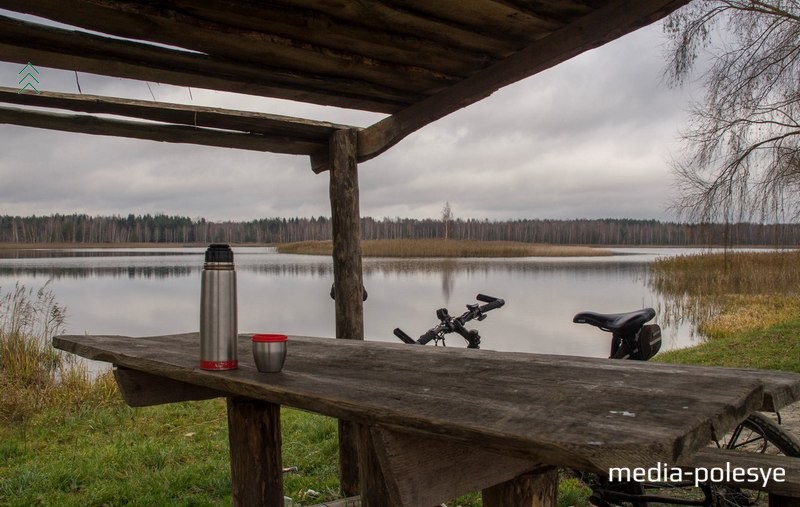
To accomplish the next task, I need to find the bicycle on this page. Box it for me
[392,293,505,349]
[572,307,800,507]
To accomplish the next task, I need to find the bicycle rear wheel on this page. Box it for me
[711,412,800,507]
[724,412,800,456]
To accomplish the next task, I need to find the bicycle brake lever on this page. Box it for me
[466,303,488,322]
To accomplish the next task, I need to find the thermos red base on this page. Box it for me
[200,359,239,370]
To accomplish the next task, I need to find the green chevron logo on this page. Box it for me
[18,62,40,94]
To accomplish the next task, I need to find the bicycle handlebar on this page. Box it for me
[394,293,504,347]
[393,327,415,344]
[478,295,505,313]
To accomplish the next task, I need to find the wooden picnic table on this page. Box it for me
[54,333,800,507]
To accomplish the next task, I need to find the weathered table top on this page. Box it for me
[54,333,800,473]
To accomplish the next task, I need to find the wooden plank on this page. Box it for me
[0,16,414,113]
[390,0,564,39]
[52,333,794,474]
[353,0,692,166]
[1,0,490,79]
[227,398,284,507]
[189,0,522,55]
[0,105,324,154]
[0,87,355,140]
[371,426,544,506]
[113,367,225,406]
[482,468,558,507]
[2,1,461,90]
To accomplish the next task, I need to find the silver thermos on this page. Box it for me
[200,243,238,370]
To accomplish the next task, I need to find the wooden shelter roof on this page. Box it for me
[0,0,689,171]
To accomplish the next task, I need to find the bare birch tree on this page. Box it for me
[664,0,800,222]
[442,201,453,240]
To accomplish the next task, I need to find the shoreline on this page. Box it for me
[0,240,612,257]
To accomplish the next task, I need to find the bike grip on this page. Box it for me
[476,293,497,303]
[479,298,505,313]
[393,328,416,344]
[417,330,437,345]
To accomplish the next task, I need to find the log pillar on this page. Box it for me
[329,128,390,504]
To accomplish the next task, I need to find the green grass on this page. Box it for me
[656,315,800,372]
[0,400,345,506]
[276,239,612,258]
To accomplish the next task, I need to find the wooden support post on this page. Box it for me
[482,468,558,507]
[329,130,364,339]
[226,397,284,507]
[328,127,367,498]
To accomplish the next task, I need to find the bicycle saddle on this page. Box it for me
[573,308,656,333]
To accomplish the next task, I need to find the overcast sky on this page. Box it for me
[0,18,703,223]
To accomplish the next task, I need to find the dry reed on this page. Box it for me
[0,282,119,422]
[277,239,612,257]
[649,250,800,336]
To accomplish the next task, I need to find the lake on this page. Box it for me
[0,246,703,359]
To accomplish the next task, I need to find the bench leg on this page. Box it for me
[482,467,558,507]
[227,397,284,507]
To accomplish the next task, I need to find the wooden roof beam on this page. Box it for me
[309,0,691,172]
[0,87,356,141]
[0,105,328,155]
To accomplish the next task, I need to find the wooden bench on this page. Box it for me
[54,333,800,507]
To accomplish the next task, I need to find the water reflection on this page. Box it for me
[0,254,657,281]
[0,247,701,357]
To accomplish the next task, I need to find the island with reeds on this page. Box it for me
[276,239,613,257]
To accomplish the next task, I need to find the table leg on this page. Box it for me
[227,397,284,507]
[339,419,360,497]
[482,467,558,507]
[356,423,393,507]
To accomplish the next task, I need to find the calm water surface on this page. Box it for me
[0,246,703,358]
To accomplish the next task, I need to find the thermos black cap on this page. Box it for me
[205,243,233,263]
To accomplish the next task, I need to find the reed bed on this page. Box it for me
[0,282,119,422]
[650,250,800,360]
[277,239,612,258]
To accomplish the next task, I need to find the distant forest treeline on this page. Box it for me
[1,214,799,246]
